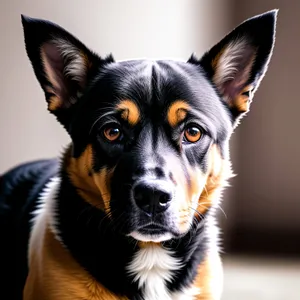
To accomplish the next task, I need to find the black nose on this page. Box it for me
[133,183,172,215]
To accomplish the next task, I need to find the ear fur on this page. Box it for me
[189,10,278,120]
[21,15,114,127]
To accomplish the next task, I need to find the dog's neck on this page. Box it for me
[51,170,210,298]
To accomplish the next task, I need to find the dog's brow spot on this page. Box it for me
[116,99,140,126]
[167,100,190,127]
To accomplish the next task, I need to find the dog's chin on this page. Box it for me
[129,231,174,242]
[128,223,176,242]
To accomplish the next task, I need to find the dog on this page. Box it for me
[0,10,277,300]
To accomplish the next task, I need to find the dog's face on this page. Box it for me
[22,11,276,242]
[78,59,233,242]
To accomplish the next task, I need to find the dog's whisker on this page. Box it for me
[97,209,116,231]
[203,185,209,198]
[198,200,227,219]
[189,206,206,222]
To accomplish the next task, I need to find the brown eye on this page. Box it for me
[103,126,121,141]
[184,126,202,143]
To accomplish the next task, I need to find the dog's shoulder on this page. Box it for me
[0,158,59,299]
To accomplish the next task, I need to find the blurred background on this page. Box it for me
[0,0,299,299]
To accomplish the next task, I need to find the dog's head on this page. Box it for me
[22,11,277,242]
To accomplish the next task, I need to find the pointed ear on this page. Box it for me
[189,10,277,120]
[21,15,114,126]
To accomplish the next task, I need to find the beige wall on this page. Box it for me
[232,1,300,231]
[0,0,233,173]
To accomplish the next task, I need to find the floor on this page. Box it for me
[222,255,300,300]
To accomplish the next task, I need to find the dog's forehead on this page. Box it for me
[93,59,232,139]
[101,59,218,104]
[99,60,225,106]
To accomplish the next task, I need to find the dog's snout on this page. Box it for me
[133,183,172,215]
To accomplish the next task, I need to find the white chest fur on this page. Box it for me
[127,244,199,300]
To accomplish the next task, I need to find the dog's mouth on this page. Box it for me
[128,221,180,242]
[138,223,169,235]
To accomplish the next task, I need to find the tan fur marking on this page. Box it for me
[168,154,198,232]
[138,241,161,248]
[24,226,127,300]
[116,99,140,126]
[197,145,232,216]
[48,95,61,111]
[232,84,254,112]
[192,252,223,299]
[188,167,207,202]
[66,145,112,213]
[93,168,114,214]
[168,144,232,230]
[167,100,190,127]
[184,167,208,225]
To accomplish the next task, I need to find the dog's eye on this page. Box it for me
[103,126,121,142]
[184,126,202,143]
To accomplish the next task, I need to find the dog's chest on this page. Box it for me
[127,244,199,300]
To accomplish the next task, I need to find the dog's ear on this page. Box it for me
[21,15,114,127]
[189,10,277,121]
